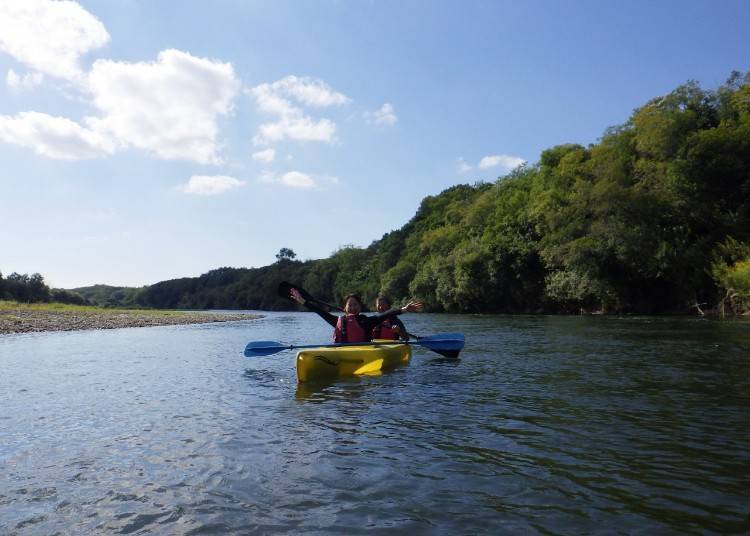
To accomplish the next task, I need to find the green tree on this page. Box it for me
[275,248,297,262]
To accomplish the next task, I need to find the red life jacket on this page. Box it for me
[372,318,399,340]
[335,314,368,343]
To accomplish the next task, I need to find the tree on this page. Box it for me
[275,248,297,263]
[28,273,50,302]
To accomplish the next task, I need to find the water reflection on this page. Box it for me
[294,378,339,401]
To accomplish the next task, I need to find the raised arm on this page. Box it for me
[290,288,339,328]
[363,301,423,331]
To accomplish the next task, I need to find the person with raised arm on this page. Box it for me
[289,288,422,343]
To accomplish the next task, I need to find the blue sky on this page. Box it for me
[1,0,748,288]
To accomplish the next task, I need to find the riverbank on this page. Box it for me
[0,301,260,334]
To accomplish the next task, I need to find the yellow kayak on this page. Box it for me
[296,342,411,382]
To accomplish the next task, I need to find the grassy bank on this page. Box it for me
[0,301,260,334]
[1,300,165,313]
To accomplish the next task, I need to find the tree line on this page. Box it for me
[9,72,750,315]
[0,272,86,305]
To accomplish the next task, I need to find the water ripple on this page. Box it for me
[1,314,749,533]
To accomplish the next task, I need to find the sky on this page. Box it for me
[1,0,748,289]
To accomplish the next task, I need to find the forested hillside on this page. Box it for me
[0,272,86,305]
[74,73,750,314]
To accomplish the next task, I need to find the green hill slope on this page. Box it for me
[74,72,750,314]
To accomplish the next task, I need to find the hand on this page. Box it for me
[401,301,423,313]
[289,288,305,305]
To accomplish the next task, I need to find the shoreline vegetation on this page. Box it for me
[2,73,749,316]
[0,301,261,335]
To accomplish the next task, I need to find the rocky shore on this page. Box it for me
[0,308,260,335]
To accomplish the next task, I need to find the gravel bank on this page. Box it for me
[0,308,260,334]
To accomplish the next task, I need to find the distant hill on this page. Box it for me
[72,284,142,308]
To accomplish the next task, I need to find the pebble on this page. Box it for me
[0,309,260,334]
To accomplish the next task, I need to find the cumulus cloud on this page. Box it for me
[252,148,275,163]
[365,102,397,126]
[268,75,349,108]
[0,111,114,159]
[250,75,348,145]
[0,49,241,162]
[0,0,109,81]
[456,157,473,174]
[6,69,44,91]
[177,175,246,195]
[280,171,315,188]
[253,115,336,145]
[478,154,526,172]
[85,49,241,164]
[258,170,339,189]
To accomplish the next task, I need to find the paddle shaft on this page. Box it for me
[245,333,464,359]
[260,339,459,352]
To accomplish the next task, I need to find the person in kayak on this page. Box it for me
[289,288,422,343]
[372,295,409,341]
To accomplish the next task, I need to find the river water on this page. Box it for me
[1,313,749,534]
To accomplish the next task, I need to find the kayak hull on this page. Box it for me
[296,342,411,382]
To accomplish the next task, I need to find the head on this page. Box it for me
[343,293,363,315]
[375,295,391,313]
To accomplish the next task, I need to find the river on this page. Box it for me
[1,312,749,534]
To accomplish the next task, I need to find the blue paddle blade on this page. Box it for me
[244,340,286,357]
[416,333,465,358]
[418,332,464,343]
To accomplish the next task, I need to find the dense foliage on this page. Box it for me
[30,73,750,314]
[0,271,87,305]
[71,284,141,308]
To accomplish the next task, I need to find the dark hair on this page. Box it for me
[343,293,363,307]
[376,295,391,306]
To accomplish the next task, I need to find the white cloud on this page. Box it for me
[0,49,241,162]
[258,170,338,189]
[178,175,246,195]
[6,69,44,91]
[0,111,114,159]
[478,154,526,172]
[456,157,472,174]
[85,49,241,164]
[259,75,349,109]
[281,171,315,188]
[253,115,336,145]
[250,75,348,145]
[252,148,275,163]
[365,102,397,126]
[253,82,298,116]
[0,0,109,81]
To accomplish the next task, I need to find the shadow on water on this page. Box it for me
[241,368,283,386]
[423,356,462,366]
[294,375,388,402]
[294,378,339,401]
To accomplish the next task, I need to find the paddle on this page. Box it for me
[244,332,465,359]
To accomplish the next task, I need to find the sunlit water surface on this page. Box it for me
[1,313,749,534]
